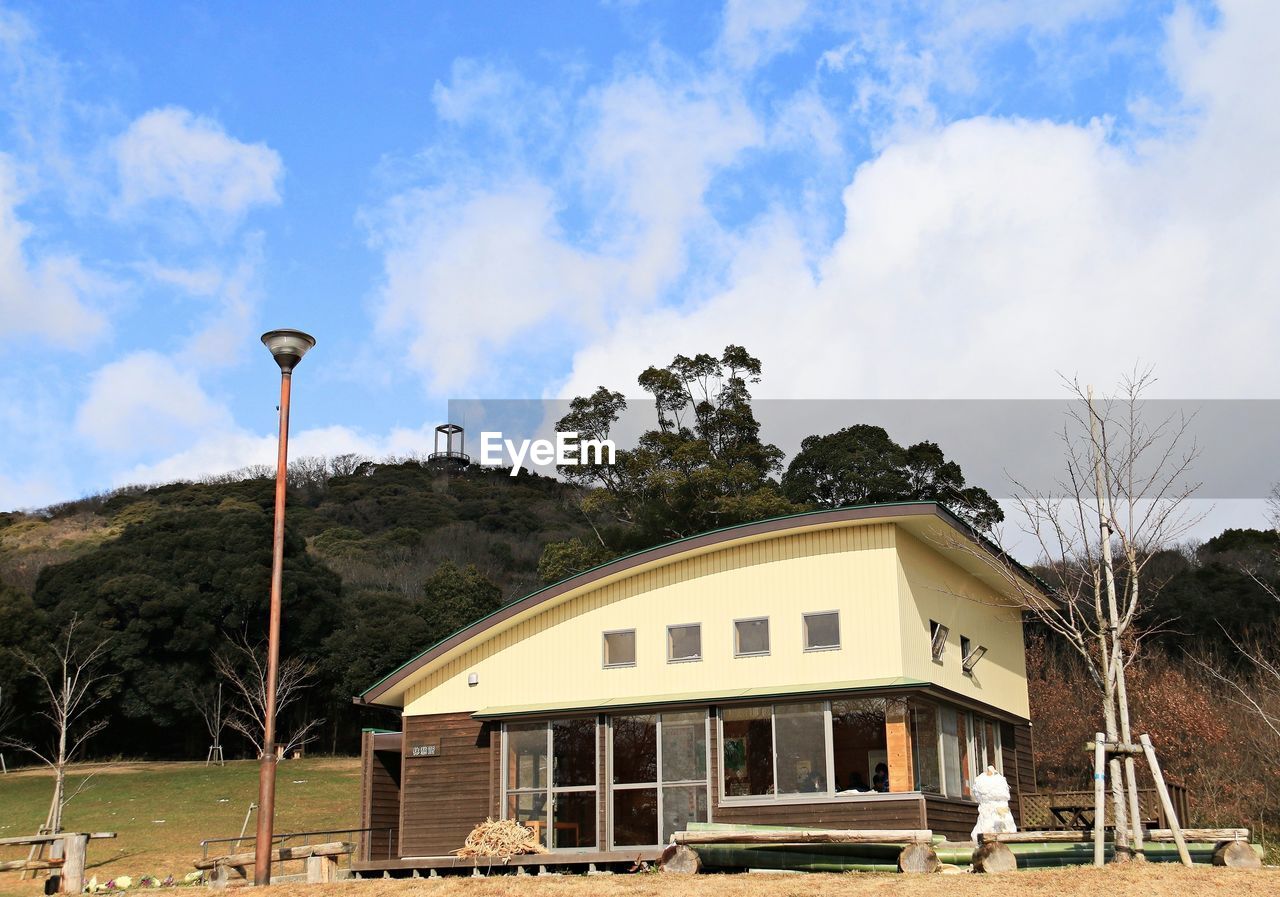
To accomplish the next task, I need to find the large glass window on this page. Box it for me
[721,706,774,797]
[831,699,889,793]
[939,706,963,798]
[910,703,941,794]
[610,711,709,847]
[774,702,828,794]
[504,719,598,850]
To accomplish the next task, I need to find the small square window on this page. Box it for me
[930,620,949,662]
[803,611,840,650]
[734,618,770,656]
[667,624,702,662]
[603,630,636,667]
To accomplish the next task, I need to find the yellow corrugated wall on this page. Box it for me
[404,522,904,716]
[894,527,1030,718]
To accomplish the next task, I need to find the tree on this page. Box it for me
[537,538,613,585]
[557,345,802,546]
[186,680,228,762]
[213,634,324,758]
[415,560,504,644]
[781,424,1004,529]
[1,615,113,834]
[947,372,1200,861]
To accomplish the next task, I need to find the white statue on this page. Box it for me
[971,765,1018,842]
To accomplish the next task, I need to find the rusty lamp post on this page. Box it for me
[254,328,316,887]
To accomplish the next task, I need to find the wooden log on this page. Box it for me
[0,858,63,872]
[981,831,1094,843]
[193,840,354,870]
[1094,730,1106,867]
[1147,828,1249,842]
[658,845,702,874]
[1213,841,1262,869]
[1139,734,1191,867]
[972,841,1018,874]
[673,829,932,845]
[897,842,941,873]
[58,835,88,896]
[0,833,114,848]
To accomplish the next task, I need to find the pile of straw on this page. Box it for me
[454,818,549,859]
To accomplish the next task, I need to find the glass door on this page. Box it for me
[609,710,708,848]
[503,718,598,850]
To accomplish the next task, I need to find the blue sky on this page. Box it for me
[1,0,1275,522]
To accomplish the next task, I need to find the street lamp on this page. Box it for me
[254,329,316,887]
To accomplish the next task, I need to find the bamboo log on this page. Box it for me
[689,845,897,872]
[673,829,932,845]
[1139,734,1191,867]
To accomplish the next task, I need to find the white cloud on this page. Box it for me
[0,154,106,346]
[554,1,1280,402]
[718,0,814,70]
[113,107,283,221]
[75,351,237,455]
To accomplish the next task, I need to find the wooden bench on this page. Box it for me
[0,833,116,894]
[194,841,355,887]
[662,829,939,874]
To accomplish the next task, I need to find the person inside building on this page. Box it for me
[872,762,890,792]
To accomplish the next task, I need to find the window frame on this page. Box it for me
[605,710,712,849]
[732,616,771,657]
[929,620,949,663]
[501,717,599,851]
[801,610,841,652]
[602,628,637,669]
[666,623,703,663]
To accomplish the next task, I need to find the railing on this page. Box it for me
[1021,784,1190,830]
[199,827,397,863]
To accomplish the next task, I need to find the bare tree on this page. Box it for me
[0,615,113,834]
[943,371,1200,860]
[1188,485,1280,738]
[213,633,324,758]
[186,680,229,764]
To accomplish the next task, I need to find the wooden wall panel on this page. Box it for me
[399,712,494,857]
[885,703,914,793]
[922,795,979,840]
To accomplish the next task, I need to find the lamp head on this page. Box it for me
[261,329,316,373]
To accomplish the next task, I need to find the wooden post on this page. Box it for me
[305,854,338,883]
[58,835,87,896]
[1093,731,1106,867]
[1139,734,1191,867]
[886,702,914,793]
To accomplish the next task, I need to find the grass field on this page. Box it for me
[0,758,361,897]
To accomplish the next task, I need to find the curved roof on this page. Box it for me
[357,500,1049,707]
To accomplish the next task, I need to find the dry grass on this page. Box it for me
[269,865,1280,897]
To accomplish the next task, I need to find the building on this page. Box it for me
[354,501,1043,863]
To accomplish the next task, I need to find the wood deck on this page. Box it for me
[351,849,663,876]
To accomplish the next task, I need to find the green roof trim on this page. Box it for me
[472,677,928,720]
[357,500,1052,703]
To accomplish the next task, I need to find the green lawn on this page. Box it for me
[0,758,361,896]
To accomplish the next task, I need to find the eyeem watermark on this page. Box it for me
[479,431,616,475]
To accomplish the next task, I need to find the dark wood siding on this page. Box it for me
[358,732,403,861]
[922,795,978,840]
[1003,721,1034,826]
[399,712,495,857]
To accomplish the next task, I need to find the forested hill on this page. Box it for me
[0,459,599,758]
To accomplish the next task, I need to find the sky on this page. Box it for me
[0,0,1276,531]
